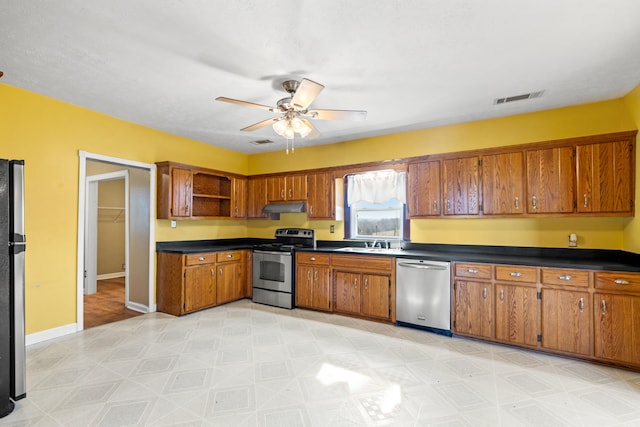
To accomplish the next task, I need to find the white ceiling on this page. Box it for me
[2,1,640,154]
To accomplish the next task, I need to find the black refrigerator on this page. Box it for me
[0,159,26,418]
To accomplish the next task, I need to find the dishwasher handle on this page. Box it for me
[397,261,448,270]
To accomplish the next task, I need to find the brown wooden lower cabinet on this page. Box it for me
[295,253,332,312]
[541,288,591,356]
[452,262,640,370]
[157,250,249,316]
[453,280,494,339]
[495,283,538,346]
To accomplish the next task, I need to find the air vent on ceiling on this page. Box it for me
[250,139,275,145]
[494,90,544,105]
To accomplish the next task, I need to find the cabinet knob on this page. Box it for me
[227,254,233,258]
[514,196,519,210]
[579,297,584,313]
[309,205,313,215]
[199,257,205,261]
[532,195,537,210]
[310,257,316,261]
[583,194,588,208]
[558,275,572,281]
[614,279,630,285]
[433,201,437,212]
[601,300,607,315]
[499,289,504,302]
[509,271,522,277]
[483,287,487,300]
[468,268,479,274]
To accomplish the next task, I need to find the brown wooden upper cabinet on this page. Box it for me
[307,171,335,219]
[481,152,525,215]
[247,176,268,219]
[267,174,307,202]
[525,146,575,214]
[231,177,247,219]
[442,156,480,215]
[407,160,441,217]
[157,161,234,219]
[576,139,634,214]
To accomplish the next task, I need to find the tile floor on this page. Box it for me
[5,299,640,426]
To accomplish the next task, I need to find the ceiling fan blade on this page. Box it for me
[307,109,367,121]
[215,97,275,111]
[291,78,324,110]
[300,118,320,138]
[241,117,280,132]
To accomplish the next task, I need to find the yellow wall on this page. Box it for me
[248,97,637,250]
[2,81,639,336]
[0,84,249,334]
[623,84,640,253]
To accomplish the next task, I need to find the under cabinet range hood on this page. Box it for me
[262,202,306,215]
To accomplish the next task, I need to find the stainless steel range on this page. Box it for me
[252,228,315,309]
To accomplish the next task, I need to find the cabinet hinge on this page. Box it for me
[537,291,542,300]
[478,159,482,167]
[537,334,542,343]
[479,204,483,212]
[453,320,456,329]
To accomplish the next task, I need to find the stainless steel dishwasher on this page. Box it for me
[395,259,452,336]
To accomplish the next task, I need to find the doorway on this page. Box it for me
[76,151,156,331]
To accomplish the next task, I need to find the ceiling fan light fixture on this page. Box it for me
[272,116,312,139]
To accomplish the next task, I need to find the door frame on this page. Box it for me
[76,151,156,331]
[84,171,129,297]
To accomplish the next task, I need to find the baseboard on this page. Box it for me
[97,272,125,280]
[26,323,78,346]
[126,301,149,313]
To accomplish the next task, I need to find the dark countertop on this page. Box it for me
[157,239,640,272]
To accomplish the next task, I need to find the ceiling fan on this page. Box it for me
[216,78,366,152]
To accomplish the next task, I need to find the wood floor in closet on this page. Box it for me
[83,277,144,329]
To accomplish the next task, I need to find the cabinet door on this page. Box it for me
[407,161,441,217]
[482,152,524,215]
[443,156,479,215]
[526,147,574,213]
[216,262,243,304]
[495,284,538,346]
[594,293,640,365]
[287,175,307,201]
[361,274,390,320]
[541,289,590,355]
[267,176,287,202]
[576,140,633,213]
[247,177,268,218]
[453,280,493,339]
[231,177,247,218]
[295,265,314,308]
[311,266,332,311]
[184,264,216,312]
[334,271,361,314]
[307,172,334,219]
[171,167,192,217]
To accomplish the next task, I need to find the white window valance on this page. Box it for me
[347,170,406,206]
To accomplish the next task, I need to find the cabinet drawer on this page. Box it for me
[595,271,640,292]
[296,252,330,266]
[541,268,589,287]
[185,253,216,266]
[216,250,243,263]
[495,265,537,283]
[330,254,393,272]
[454,263,492,280]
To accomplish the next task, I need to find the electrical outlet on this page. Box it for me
[330,225,335,233]
[568,233,577,247]
[171,220,177,228]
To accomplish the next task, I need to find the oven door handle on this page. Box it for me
[253,250,292,256]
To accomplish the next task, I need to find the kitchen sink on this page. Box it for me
[334,247,404,255]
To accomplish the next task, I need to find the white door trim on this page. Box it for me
[77,151,156,332]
